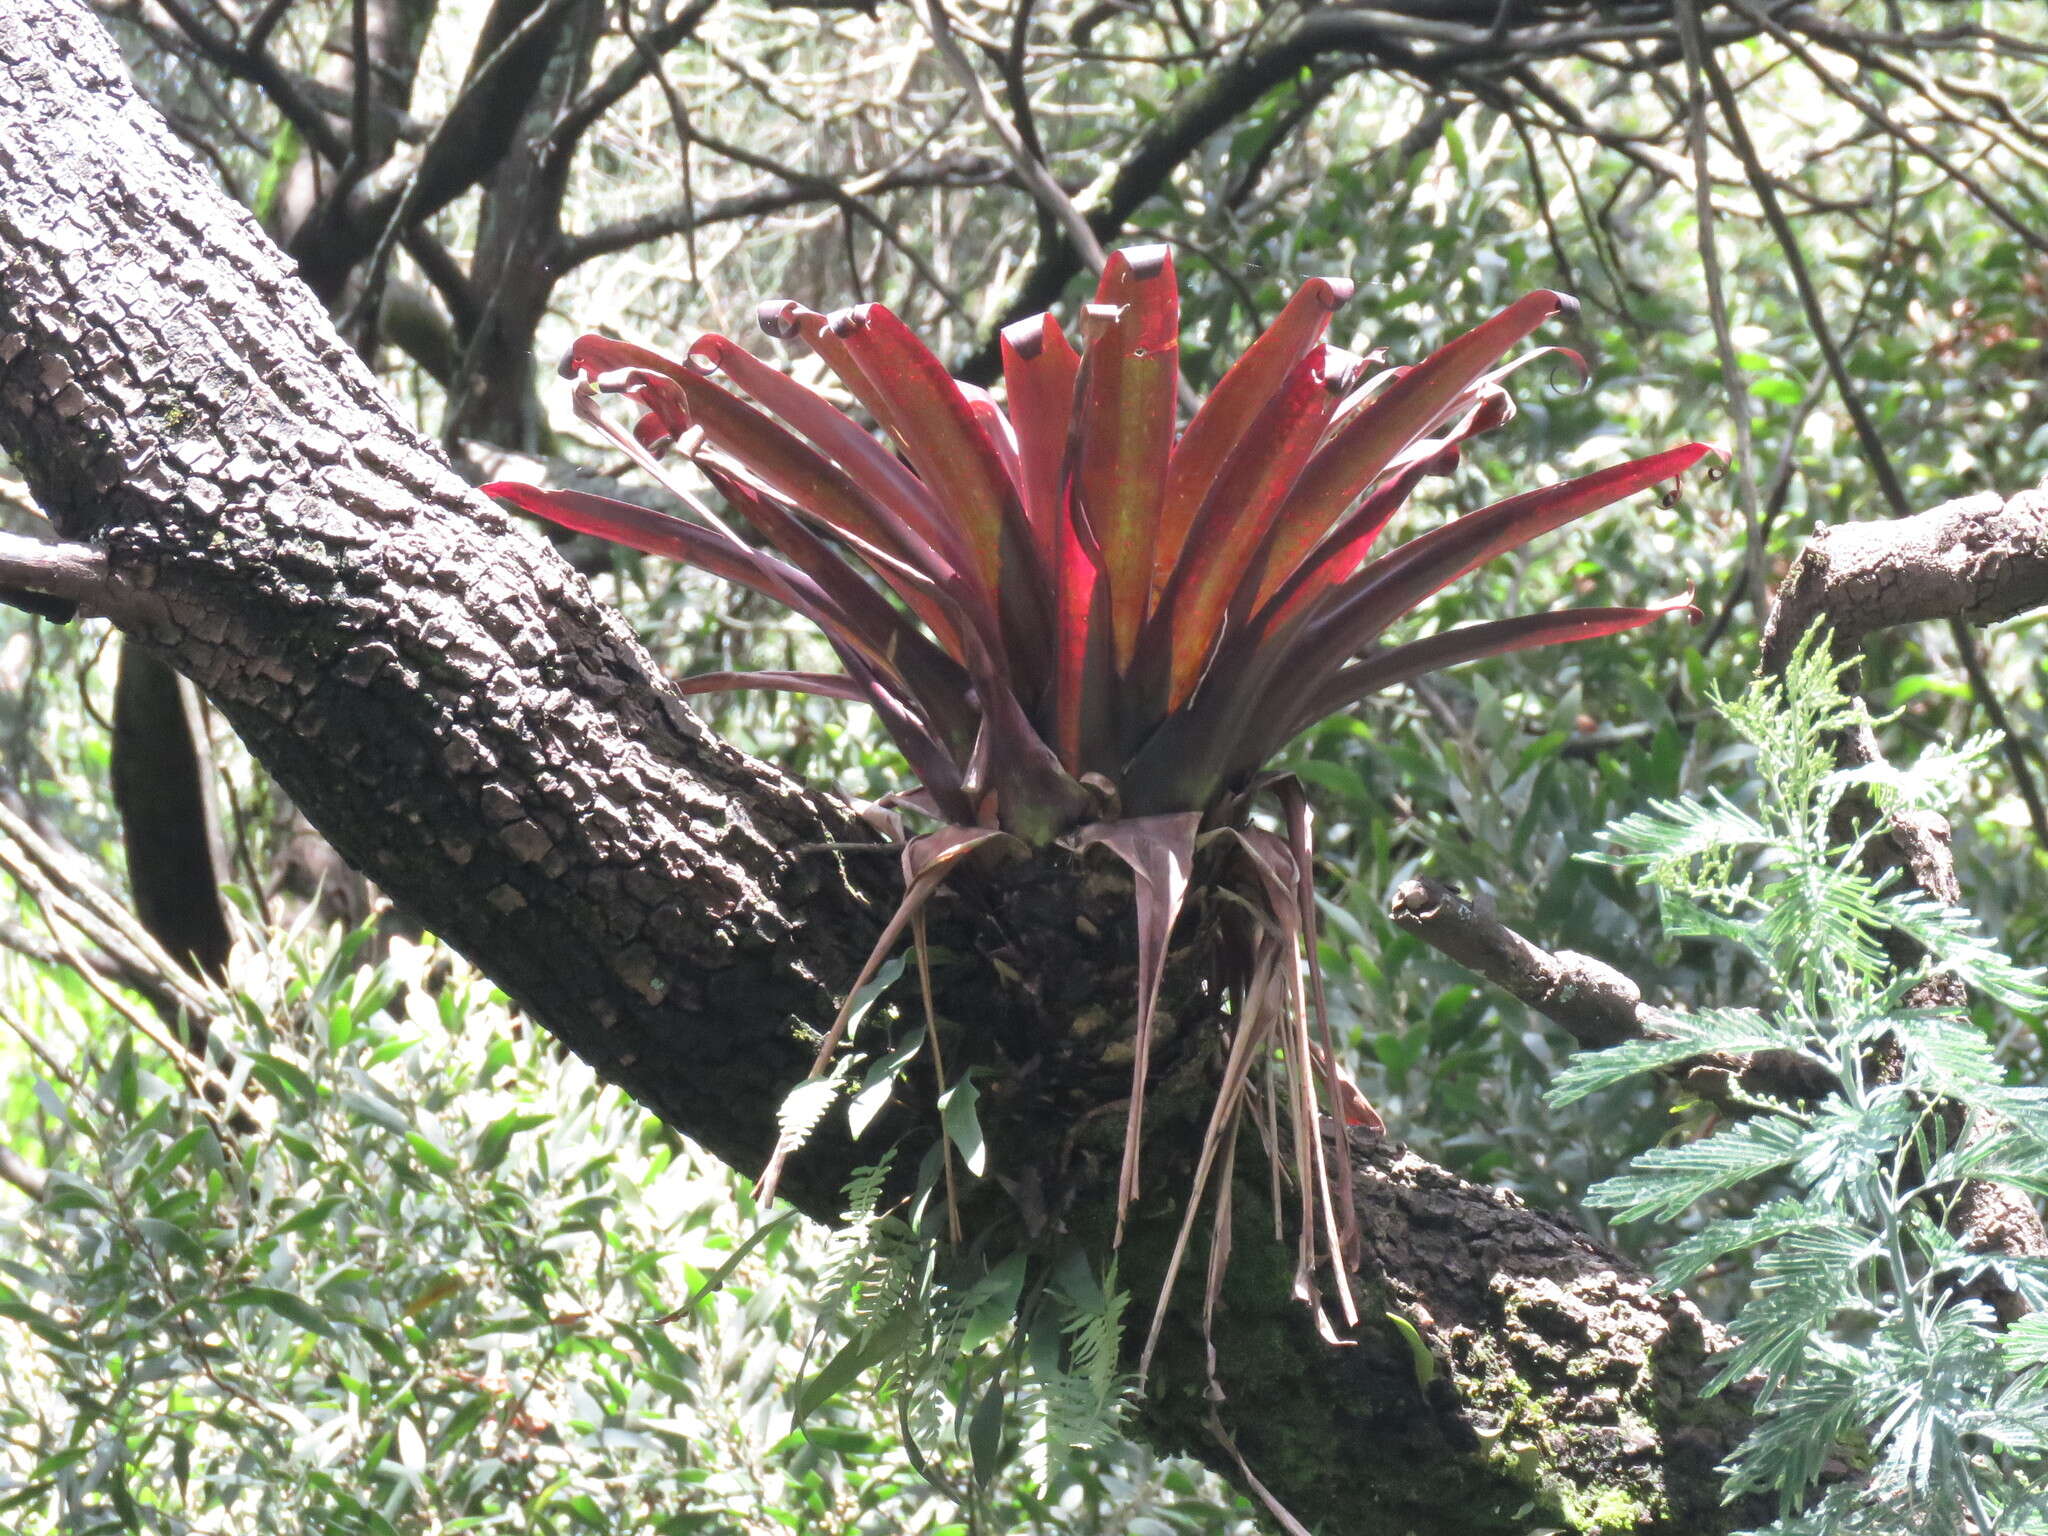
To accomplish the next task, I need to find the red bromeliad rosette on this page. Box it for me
[483,249,1711,1372]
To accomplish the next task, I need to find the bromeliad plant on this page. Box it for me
[484,247,1708,1368]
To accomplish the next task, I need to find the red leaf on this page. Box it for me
[1252,290,1576,609]
[673,671,871,703]
[1049,343,1122,776]
[1120,443,1714,811]
[748,305,977,581]
[1151,274,1351,602]
[696,463,980,756]
[623,371,968,658]
[1280,443,1718,697]
[1068,246,1180,671]
[1141,341,1358,711]
[999,312,1082,581]
[482,481,813,612]
[1252,385,1513,630]
[557,333,693,385]
[820,304,1051,677]
[1247,596,1700,774]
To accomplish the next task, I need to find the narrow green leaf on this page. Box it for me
[474,1113,553,1174]
[224,1286,335,1338]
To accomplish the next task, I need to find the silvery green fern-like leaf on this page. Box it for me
[1825,731,1998,814]
[1654,1199,1846,1290]
[1584,1114,1807,1222]
[1882,890,2048,1010]
[1547,1006,1807,1107]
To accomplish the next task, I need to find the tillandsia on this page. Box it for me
[482,246,1711,1376]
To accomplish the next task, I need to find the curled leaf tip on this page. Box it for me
[1662,584,1705,625]
[632,415,674,457]
[755,300,804,339]
[1320,346,1372,397]
[1551,291,1583,322]
[829,304,875,337]
[1308,276,1355,310]
[1079,302,1125,341]
[1548,347,1591,390]
[1000,313,1051,360]
[1114,243,1172,280]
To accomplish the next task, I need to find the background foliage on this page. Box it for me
[2,0,2047,1529]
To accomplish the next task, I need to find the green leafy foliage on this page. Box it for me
[1552,634,2048,1530]
[0,915,1255,1535]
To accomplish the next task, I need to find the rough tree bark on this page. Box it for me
[1,2,1936,1530]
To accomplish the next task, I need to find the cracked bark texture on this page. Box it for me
[1761,486,2048,671]
[0,3,1761,1529]
[0,0,890,1207]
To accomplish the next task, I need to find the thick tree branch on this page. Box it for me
[2,0,889,1212]
[1389,876,1651,1051]
[0,527,130,621]
[1761,485,2048,670]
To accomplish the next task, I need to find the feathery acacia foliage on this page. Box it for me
[1553,638,2048,1532]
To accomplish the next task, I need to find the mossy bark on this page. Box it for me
[916,858,1769,1535]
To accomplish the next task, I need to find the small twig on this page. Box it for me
[346,0,370,176]
[0,530,133,623]
[912,0,1105,276]
[913,0,1203,415]
[1698,38,1911,520]
[0,1146,45,1201]
[1676,0,1767,626]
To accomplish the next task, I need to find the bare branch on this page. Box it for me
[1388,877,1650,1051]
[553,155,1008,271]
[0,528,134,622]
[1761,487,2048,670]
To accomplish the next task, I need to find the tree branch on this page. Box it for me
[0,527,134,622]
[552,154,1008,271]
[1389,876,1652,1051]
[1760,486,2048,670]
[1388,875,1840,1106]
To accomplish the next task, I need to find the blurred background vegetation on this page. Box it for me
[0,0,2045,1529]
